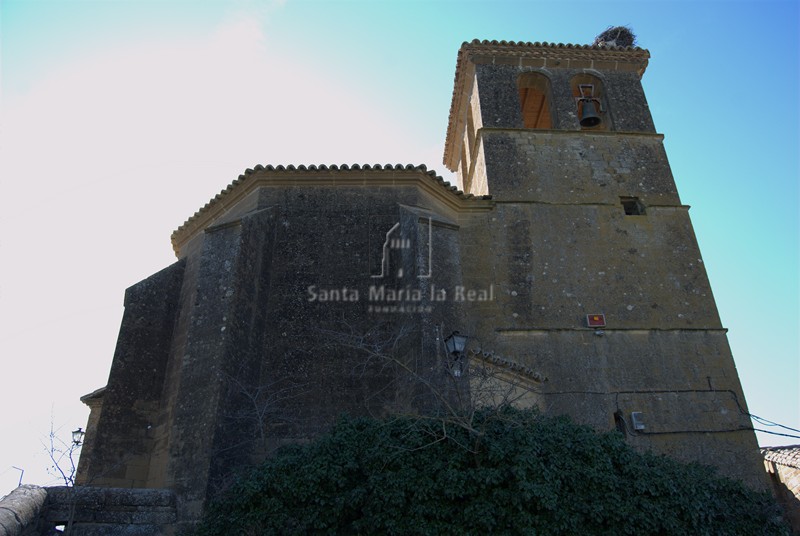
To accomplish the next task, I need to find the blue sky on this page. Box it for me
[1,0,797,492]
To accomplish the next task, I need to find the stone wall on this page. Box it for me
[453,128,768,489]
[80,176,479,524]
[1,486,175,536]
[79,262,185,489]
[45,486,175,536]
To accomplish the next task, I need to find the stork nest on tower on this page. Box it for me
[593,26,637,48]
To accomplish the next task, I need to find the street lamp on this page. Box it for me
[444,331,468,377]
[72,427,85,446]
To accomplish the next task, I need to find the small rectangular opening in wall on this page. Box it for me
[620,196,645,216]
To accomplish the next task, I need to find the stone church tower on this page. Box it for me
[443,38,765,484]
[77,39,767,524]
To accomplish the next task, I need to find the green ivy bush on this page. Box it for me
[196,408,787,535]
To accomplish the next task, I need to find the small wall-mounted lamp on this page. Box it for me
[444,331,468,377]
[72,427,85,446]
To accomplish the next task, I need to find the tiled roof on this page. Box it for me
[762,445,800,468]
[171,163,492,254]
[460,38,647,52]
[443,39,651,170]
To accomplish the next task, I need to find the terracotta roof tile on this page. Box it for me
[464,38,646,51]
[762,445,800,468]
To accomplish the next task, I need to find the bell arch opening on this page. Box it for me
[518,72,554,129]
[571,73,610,131]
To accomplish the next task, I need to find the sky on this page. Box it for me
[0,0,797,494]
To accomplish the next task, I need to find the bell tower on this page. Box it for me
[444,39,767,488]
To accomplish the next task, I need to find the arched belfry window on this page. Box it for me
[571,73,610,131]
[518,72,553,129]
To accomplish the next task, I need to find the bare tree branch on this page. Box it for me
[316,320,546,452]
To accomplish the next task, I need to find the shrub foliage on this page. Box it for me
[196,408,787,535]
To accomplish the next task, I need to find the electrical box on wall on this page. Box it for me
[586,314,606,328]
[631,412,646,431]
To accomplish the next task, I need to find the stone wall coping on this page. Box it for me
[0,485,47,536]
[80,386,107,405]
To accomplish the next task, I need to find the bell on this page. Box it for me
[579,99,602,127]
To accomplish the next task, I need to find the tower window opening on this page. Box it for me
[577,84,602,128]
[620,196,645,216]
[571,73,609,131]
[518,72,553,129]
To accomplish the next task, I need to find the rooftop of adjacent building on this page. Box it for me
[762,445,800,468]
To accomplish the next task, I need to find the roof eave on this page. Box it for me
[170,164,494,255]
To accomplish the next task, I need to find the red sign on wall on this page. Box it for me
[586,314,606,328]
